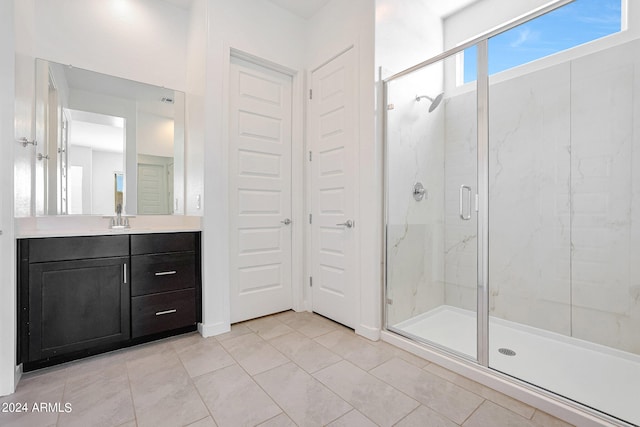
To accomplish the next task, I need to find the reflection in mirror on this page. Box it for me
[35,58,185,216]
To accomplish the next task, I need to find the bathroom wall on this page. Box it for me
[568,39,640,353]
[486,62,572,334]
[442,89,477,312]
[14,0,35,217]
[34,0,188,91]
[443,0,551,49]
[306,0,377,337]
[199,0,307,336]
[13,0,191,216]
[137,112,174,158]
[0,0,16,399]
[376,0,446,326]
[385,65,446,325]
[185,0,206,218]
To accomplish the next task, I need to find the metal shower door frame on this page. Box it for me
[381,0,575,368]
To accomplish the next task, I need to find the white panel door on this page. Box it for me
[309,48,357,328]
[229,56,293,323]
[138,163,167,214]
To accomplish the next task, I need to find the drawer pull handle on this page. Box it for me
[155,271,177,276]
[156,309,177,316]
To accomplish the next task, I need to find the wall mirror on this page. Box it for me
[34,58,185,216]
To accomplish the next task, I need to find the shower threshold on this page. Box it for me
[394,306,640,426]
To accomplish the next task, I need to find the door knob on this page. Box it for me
[336,219,354,228]
[281,218,292,225]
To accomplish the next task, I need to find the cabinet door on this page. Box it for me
[28,257,130,361]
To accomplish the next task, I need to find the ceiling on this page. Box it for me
[428,0,479,19]
[162,0,193,9]
[161,0,330,19]
[265,0,331,19]
[161,0,476,20]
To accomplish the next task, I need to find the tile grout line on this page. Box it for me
[55,372,69,427]
[459,398,488,426]
[171,338,222,427]
[420,362,536,420]
[242,323,358,426]
[223,331,291,425]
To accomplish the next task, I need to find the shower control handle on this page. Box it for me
[413,182,426,201]
[336,219,354,228]
[459,185,472,220]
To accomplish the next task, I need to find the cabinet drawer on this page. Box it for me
[131,289,196,338]
[131,253,195,296]
[29,235,129,263]
[131,233,196,255]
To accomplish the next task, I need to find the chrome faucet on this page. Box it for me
[109,204,131,229]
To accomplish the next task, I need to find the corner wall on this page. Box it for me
[306,0,377,339]
[375,0,445,330]
[199,0,307,336]
[0,0,16,397]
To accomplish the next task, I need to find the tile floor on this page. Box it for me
[0,311,575,427]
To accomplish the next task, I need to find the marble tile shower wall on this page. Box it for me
[485,62,572,335]
[386,66,446,326]
[388,38,640,354]
[446,39,640,354]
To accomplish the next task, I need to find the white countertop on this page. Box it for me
[15,215,202,238]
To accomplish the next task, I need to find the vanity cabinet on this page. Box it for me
[18,232,201,371]
[20,235,130,365]
[130,233,199,338]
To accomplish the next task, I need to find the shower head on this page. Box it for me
[415,93,444,112]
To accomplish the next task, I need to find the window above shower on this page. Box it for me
[454,0,624,85]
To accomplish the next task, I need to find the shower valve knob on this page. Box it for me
[413,182,426,201]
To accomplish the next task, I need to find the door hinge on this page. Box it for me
[309,151,312,161]
[386,298,393,305]
[309,277,313,287]
[309,213,312,224]
[309,89,313,100]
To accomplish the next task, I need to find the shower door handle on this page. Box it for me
[459,185,472,220]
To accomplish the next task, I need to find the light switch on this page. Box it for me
[196,194,201,210]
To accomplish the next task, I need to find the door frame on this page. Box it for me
[305,44,361,329]
[222,45,305,315]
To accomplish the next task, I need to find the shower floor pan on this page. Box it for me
[393,306,640,426]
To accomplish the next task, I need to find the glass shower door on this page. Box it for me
[486,7,640,425]
[385,54,479,360]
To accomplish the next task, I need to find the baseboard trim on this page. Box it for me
[198,321,230,338]
[356,324,380,341]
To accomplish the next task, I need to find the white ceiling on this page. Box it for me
[265,0,331,19]
[427,0,479,19]
[161,0,193,10]
[161,0,476,20]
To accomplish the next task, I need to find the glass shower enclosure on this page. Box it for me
[383,2,640,426]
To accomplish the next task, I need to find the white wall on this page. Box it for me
[443,0,551,50]
[0,0,16,399]
[376,0,445,79]
[68,89,137,213]
[199,0,307,336]
[375,0,445,328]
[137,112,174,158]
[34,0,189,91]
[92,151,124,215]
[306,0,377,339]
[69,145,93,214]
[185,0,206,217]
[13,0,35,217]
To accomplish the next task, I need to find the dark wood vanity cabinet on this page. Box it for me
[18,232,201,371]
[130,233,199,338]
